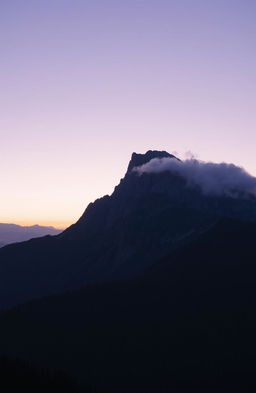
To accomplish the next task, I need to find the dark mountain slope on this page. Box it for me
[1,218,256,392]
[1,150,256,309]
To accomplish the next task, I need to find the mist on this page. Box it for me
[134,157,256,197]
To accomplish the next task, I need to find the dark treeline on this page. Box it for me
[0,356,100,393]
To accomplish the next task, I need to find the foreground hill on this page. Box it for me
[1,218,256,392]
[0,223,62,247]
[1,150,256,308]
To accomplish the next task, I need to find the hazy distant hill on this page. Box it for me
[0,223,62,247]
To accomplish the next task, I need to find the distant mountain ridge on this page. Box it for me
[1,149,256,308]
[0,223,62,248]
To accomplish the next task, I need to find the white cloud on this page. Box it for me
[133,157,256,197]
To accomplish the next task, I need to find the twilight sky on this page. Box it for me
[1,0,256,228]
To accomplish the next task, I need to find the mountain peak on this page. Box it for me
[126,150,177,173]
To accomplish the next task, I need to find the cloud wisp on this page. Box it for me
[133,157,256,197]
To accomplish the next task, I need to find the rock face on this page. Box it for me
[126,150,176,173]
[0,150,256,309]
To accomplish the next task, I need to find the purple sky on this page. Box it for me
[1,0,256,228]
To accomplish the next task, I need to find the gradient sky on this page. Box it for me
[1,0,256,228]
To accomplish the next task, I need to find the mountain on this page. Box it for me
[0,223,62,247]
[1,217,256,392]
[1,150,256,309]
[1,150,256,391]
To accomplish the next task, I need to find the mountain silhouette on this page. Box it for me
[1,150,256,391]
[1,150,256,308]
